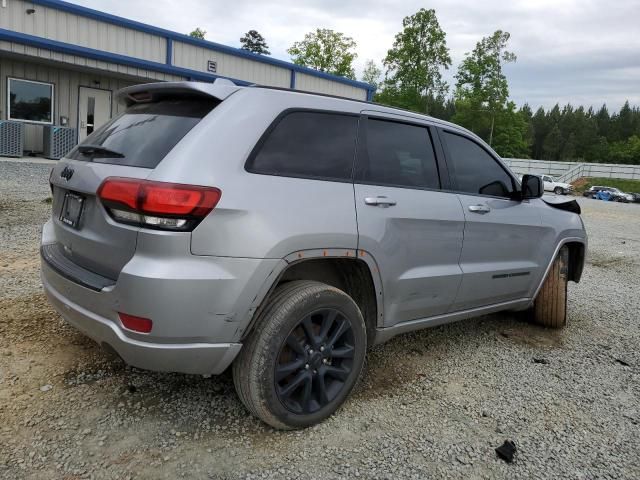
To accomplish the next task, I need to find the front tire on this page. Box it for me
[554,187,563,195]
[528,246,569,328]
[232,280,367,430]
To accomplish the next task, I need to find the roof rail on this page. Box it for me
[249,84,374,105]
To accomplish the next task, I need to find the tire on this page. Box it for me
[554,187,563,195]
[232,280,367,430]
[528,246,569,328]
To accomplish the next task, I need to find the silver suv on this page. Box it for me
[41,80,587,429]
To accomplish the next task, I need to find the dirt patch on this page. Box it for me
[498,324,564,349]
[0,293,80,347]
[357,344,425,400]
[571,177,589,193]
[0,253,40,272]
[588,253,625,268]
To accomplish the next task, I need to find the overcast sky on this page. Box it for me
[76,0,640,111]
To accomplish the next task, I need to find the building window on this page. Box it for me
[7,78,54,124]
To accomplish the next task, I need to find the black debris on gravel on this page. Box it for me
[495,440,517,463]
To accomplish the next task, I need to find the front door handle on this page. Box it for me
[364,196,397,207]
[468,204,491,214]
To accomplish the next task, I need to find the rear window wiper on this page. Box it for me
[77,144,125,158]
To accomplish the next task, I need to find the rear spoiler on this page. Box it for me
[116,79,242,106]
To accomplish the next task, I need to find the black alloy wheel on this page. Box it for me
[275,308,355,414]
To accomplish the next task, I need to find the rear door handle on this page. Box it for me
[468,204,491,214]
[364,196,397,207]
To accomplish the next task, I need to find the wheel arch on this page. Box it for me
[241,249,384,345]
[565,240,586,282]
[532,237,586,303]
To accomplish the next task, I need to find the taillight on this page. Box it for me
[119,312,153,333]
[97,177,221,231]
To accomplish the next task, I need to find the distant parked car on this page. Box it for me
[583,186,606,198]
[539,175,574,195]
[584,186,634,203]
[518,174,573,195]
[595,190,613,201]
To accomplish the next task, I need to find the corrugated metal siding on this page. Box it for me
[0,55,160,151]
[0,40,184,81]
[1,0,166,63]
[295,72,368,100]
[172,41,291,88]
[1,0,371,109]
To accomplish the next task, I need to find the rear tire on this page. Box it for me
[528,246,569,328]
[232,280,367,430]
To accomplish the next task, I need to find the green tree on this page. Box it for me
[585,136,609,163]
[287,29,357,79]
[453,30,517,145]
[562,132,577,160]
[542,125,562,160]
[609,135,640,164]
[240,30,270,55]
[189,28,206,40]
[491,102,530,158]
[595,104,610,140]
[382,8,451,113]
[530,107,549,159]
[519,104,535,153]
[616,100,634,140]
[517,100,640,164]
[361,60,382,90]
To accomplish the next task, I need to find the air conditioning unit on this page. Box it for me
[0,121,25,157]
[43,126,77,160]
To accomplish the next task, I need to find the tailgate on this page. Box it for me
[49,161,149,280]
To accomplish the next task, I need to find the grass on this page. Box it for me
[572,177,640,194]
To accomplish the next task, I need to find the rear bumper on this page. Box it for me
[40,220,284,375]
[42,263,242,375]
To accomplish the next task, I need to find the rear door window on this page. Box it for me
[356,118,440,189]
[67,98,218,168]
[246,111,358,181]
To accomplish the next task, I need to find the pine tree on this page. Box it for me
[240,30,270,55]
[543,125,562,160]
[189,28,206,40]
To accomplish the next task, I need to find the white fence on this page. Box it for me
[503,158,640,182]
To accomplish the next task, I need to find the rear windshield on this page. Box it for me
[67,98,218,168]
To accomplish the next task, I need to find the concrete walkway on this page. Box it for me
[0,155,57,165]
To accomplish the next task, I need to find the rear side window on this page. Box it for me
[356,119,440,190]
[247,111,358,181]
[67,98,218,168]
[443,132,515,197]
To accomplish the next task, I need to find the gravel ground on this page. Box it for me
[0,159,639,479]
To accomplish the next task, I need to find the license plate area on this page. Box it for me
[60,192,85,229]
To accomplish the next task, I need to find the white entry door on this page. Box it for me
[78,87,112,141]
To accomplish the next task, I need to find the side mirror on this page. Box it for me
[521,174,543,199]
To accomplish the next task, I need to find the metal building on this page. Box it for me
[0,0,375,155]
